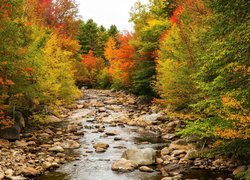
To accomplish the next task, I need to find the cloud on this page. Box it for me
[75,0,149,31]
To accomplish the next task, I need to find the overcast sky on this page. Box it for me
[75,0,149,31]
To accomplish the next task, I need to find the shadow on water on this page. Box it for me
[36,172,70,180]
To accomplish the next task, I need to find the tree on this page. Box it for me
[104,33,135,89]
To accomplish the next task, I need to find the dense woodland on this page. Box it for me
[0,0,249,178]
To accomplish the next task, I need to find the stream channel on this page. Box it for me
[36,90,232,180]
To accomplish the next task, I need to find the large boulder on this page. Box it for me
[0,112,25,140]
[121,148,156,166]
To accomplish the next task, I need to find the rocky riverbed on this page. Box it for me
[0,89,247,180]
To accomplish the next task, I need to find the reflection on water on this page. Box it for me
[183,169,233,180]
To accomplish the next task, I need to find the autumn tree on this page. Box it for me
[104,33,135,89]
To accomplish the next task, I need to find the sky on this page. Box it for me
[75,0,149,31]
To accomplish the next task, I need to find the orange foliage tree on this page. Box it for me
[105,32,135,88]
[79,50,105,85]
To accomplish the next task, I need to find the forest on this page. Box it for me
[0,0,249,179]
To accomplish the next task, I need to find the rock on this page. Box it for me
[98,107,106,112]
[122,148,156,166]
[40,133,50,138]
[161,177,173,180]
[27,141,36,146]
[95,147,106,153]
[93,142,109,149]
[233,165,247,175]
[114,137,122,141]
[163,164,184,174]
[42,162,60,169]
[172,150,186,157]
[74,131,85,136]
[156,116,169,123]
[139,166,154,172]
[20,167,40,177]
[15,140,28,147]
[156,158,164,164]
[126,98,135,105]
[161,147,170,157]
[162,134,176,140]
[40,144,51,148]
[0,139,10,148]
[44,128,54,134]
[184,149,199,160]
[48,146,64,152]
[66,124,79,133]
[105,130,117,136]
[112,158,137,172]
[61,140,80,149]
[0,172,4,180]
[5,169,14,176]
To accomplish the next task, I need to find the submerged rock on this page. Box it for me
[121,148,156,166]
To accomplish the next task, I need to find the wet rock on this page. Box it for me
[95,147,106,153]
[93,142,109,149]
[105,130,117,136]
[61,140,80,149]
[122,148,156,166]
[114,137,122,141]
[74,131,85,136]
[112,158,137,172]
[139,166,154,172]
[48,146,64,152]
[98,127,105,132]
[233,165,247,175]
[85,150,93,153]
